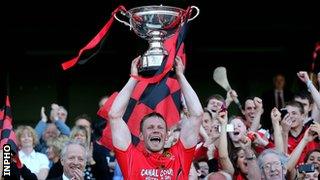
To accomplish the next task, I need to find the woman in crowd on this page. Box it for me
[46,135,69,179]
[16,125,50,179]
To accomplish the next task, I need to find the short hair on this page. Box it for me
[15,125,38,147]
[257,149,288,171]
[139,112,166,133]
[61,140,87,164]
[294,91,313,105]
[286,100,305,115]
[205,94,225,107]
[75,114,92,125]
[70,126,91,148]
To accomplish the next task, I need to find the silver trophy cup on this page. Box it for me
[114,5,199,76]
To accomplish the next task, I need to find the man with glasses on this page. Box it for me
[258,149,288,180]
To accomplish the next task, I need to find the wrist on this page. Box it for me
[307,80,313,89]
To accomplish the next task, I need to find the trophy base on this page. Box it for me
[138,53,165,77]
[138,66,161,77]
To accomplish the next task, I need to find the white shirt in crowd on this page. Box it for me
[63,173,70,180]
[18,150,49,174]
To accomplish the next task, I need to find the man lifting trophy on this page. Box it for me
[114,5,199,76]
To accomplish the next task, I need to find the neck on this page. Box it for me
[232,141,241,148]
[21,147,33,155]
[290,125,303,137]
[53,156,60,163]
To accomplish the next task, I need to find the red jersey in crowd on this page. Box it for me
[114,140,195,180]
[287,125,319,164]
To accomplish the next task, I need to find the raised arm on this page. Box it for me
[176,57,203,149]
[35,107,48,140]
[271,108,285,153]
[108,56,140,151]
[297,71,320,113]
[225,90,238,108]
[249,97,263,132]
[217,111,235,176]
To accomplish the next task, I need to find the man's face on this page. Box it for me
[76,119,91,133]
[286,105,303,129]
[262,153,284,180]
[140,116,167,153]
[198,161,209,178]
[207,98,223,112]
[202,112,213,134]
[229,118,247,142]
[294,97,312,117]
[304,169,319,180]
[61,144,86,179]
[243,99,256,126]
[274,75,285,90]
[44,124,58,141]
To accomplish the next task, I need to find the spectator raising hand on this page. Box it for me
[41,107,47,123]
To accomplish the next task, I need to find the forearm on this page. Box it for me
[272,121,284,153]
[218,124,229,158]
[282,134,289,154]
[311,104,320,123]
[307,80,320,110]
[244,148,261,180]
[109,77,137,119]
[176,74,203,117]
[54,120,70,136]
[287,139,308,171]
[35,120,46,140]
[219,124,234,175]
[225,95,232,108]
[249,112,262,132]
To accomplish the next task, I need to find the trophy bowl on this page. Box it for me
[115,5,199,76]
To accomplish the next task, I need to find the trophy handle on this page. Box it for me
[188,6,200,22]
[114,11,132,29]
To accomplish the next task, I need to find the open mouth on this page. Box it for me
[150,136,161,143]
[233,131,240,136]
[70,165,81,171]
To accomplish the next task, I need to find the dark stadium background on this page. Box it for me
[2,0,320,126]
